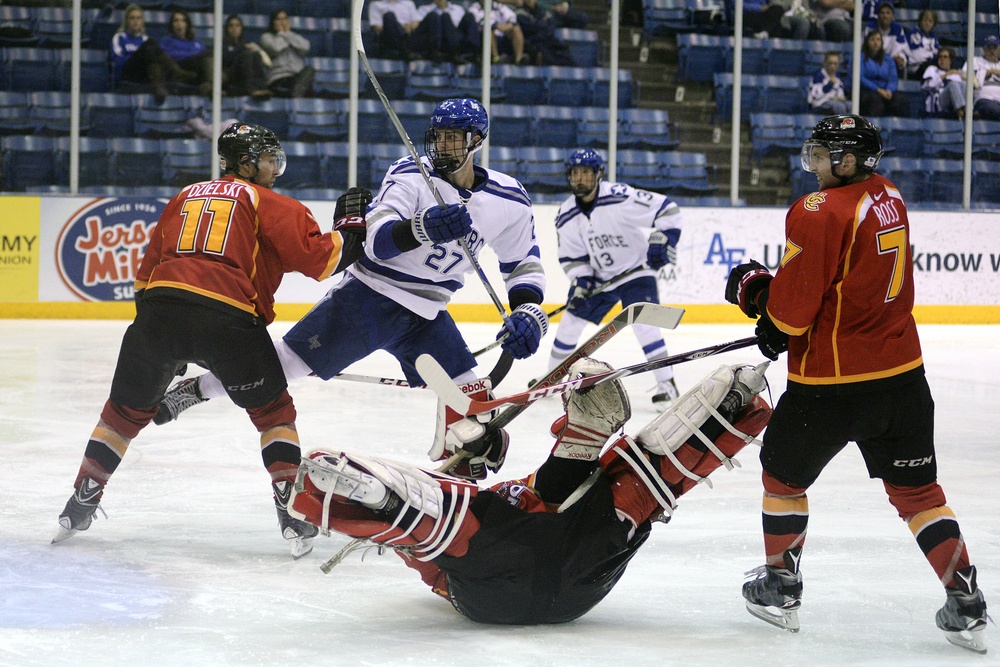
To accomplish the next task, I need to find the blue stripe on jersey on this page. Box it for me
[482,180,531,207]
[357,255,464,291]
[555,207,579,229]
[497,245,541,275]
[593,194,629,209]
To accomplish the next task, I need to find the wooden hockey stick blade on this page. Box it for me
[427,335,761,417]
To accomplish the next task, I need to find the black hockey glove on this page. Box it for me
[333,187,372,232]
[754,291,788,361]
[725,260,772,319]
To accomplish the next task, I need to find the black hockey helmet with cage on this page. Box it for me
[801,114,883,174]
[218,122,286,176]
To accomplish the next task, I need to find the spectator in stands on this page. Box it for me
[808,51,849,115]
[412,0,478,64]
[966,35,1000,121]
[467,0,528,65]
[368,0,420,61]
[904,9,940,80]
[110,4,198,103]
[860,29,910,117]
[159,10,214,97]
[536,0,589,30]
[865,0,907,75]
[810,0,853,42]
[737,0,787,40]
[505,0,575,65]
[261,9,315,98]
[222,14,272,100]
[773,0,815,40]
[922,47,965,119]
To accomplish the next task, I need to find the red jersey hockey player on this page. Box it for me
[53,123,371,559]
[726,114,988,654]
[288,357,772,624]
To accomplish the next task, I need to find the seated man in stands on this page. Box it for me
[808,51,849,116]
[411,0,478,64]
[368,0,420,61]
[922,47,965,119]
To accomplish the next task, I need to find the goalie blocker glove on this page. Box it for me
[498,303,549,359]
[412,203,473,245]
[646,230,679,270]
[332,187,372,232]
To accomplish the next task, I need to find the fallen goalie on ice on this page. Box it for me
[289,357,772,625]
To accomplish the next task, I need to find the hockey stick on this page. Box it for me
[433,302,685,472]
[350,1,512,329]
[420,334,761,418]
[333,354,512,391]
[470,265,653,358]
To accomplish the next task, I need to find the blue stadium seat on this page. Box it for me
[619,108,678,150]
[877,156,927,202]
[1,136,55,191]
[879,117,924,158]
[289,16,333,57]
[787,154,814,201]
[28,91,83,136]
[240,96,291,138]
[922,118,965,158]
[451,64,504,101]
[365,143,406,191]
[972,120,1000,160]
[319,141,351,190]
[535,106,579,149]
[65,48,113,93]
[404,60,457,100]
[0,6,38,48]
[662,151,717,194]
[750,112,799,164]
[519,146,567,193]
[393,99,436,147]
[328,18,352,58]
[53,136,109,189]
[134,94,193,138]
[37,7,100,48]
[310,56,351,97]
[755,75,806,114]
[592,68,634,108]
[803,41,851,79]
[575,106,610,148]
[974,12,999,43]
[644,0,692,36]
[85,92,136,137]
[109,137,165,187]
[934,10,965,44]
[676,33,729,83]
[729,37,768,76]
[490,103,535,147]
[926,158,964,204]
[278,140,325,189]
[766,39,809,76]
[361,58,407,100]
[239,13,269,44]
[162,137,211,187]
[973,160,1000,205]
[288,97,347,141]
[356,98,392,144]
[545,66,591,106]
[893,79,925,117]
[1,48,60,91]
[486,146,520,180]
[498,65,547,105]
[554,28,600,67]
[222,0,255,15]
[712,73,760,122]
[0,91,32,135]
[615,149,663,191]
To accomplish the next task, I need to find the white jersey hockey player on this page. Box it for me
[548,148,683,407]
[155,98,547,478]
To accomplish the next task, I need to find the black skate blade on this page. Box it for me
[745,602,800,633]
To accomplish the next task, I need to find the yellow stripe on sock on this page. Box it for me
[762,495,809,516]
[908,506,957,537]
[90,425,130,456]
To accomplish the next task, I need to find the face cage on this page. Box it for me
[566,165,601,196]
[425,127,476,173]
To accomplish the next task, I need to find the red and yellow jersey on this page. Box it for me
[135,175,345,324]
[768,172,923,389]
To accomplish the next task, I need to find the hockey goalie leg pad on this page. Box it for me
[550,357,631,461]
[291,451,480,561]
[601,435,679,526]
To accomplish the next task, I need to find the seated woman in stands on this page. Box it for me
[110,4,198,102]
[159,10,214,97]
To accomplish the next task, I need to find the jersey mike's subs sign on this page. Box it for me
[56,198,165,301]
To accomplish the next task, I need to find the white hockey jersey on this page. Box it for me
[351,155,545,320]
[554,181,683,283]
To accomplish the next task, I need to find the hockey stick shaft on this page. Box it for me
[427,335,761,417]
[470,265,652,358]
[333,372,413,388]
[350,3,511,328]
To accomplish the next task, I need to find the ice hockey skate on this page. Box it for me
[651,377,679,408]
[936,565,989,654]
[52,477,104,544]
[154,377,207,425]
[273,481,319,559]
[743,547,803,632]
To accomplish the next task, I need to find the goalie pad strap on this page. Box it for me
[603,436,678,517]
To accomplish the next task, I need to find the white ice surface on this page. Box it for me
[1,319,997,667]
